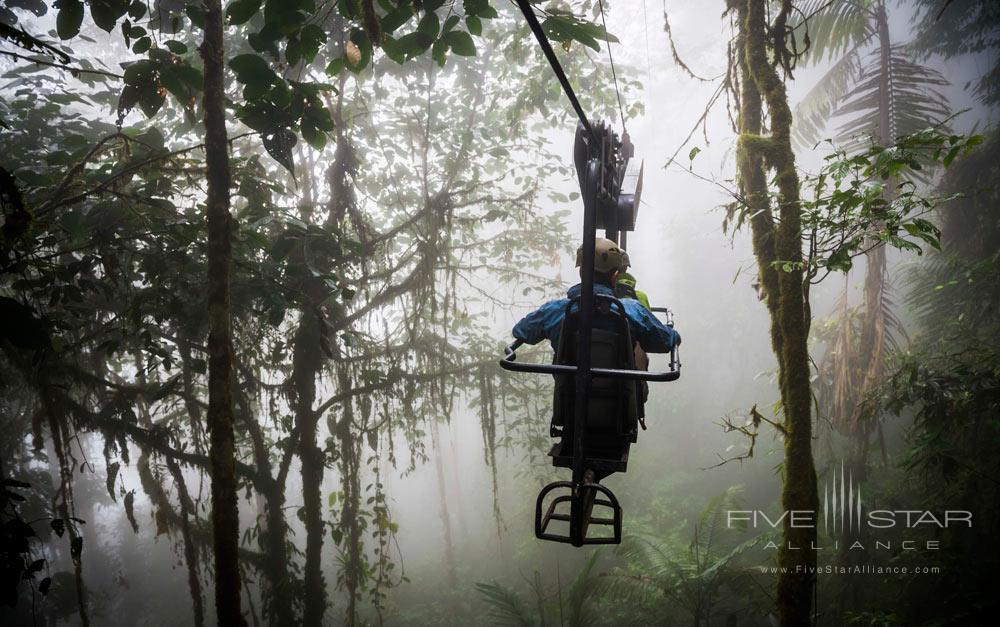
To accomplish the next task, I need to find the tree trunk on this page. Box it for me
[735,1,820,624]
[430,419,458,585]
[200,1,247,624]
[260,481,294,626]
[837,3,894,616]
[853,0,892,451]
[334,362,363,627]
[291,93,356,624]
[293,312,328,626]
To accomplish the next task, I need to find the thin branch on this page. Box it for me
[0,49,123,79]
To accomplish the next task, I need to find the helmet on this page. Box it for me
[619,250,631,271]
[575,238,625,273]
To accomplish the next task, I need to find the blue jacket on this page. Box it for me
[512,283,680,353]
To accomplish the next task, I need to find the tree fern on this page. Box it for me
[793,44,865,148]
[833,46,950,154]
[793,1,952,477]
[790,1,951,151]
[794,0,873,65]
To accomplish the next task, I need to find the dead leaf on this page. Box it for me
[124,490,139,533]
[346,41,362,67]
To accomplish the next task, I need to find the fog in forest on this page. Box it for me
[2,1,998,626]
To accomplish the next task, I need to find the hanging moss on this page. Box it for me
[477,364,502,535]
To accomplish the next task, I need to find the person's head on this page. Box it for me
[575,237,625,287]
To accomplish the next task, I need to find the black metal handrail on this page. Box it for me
[500,339,680,382]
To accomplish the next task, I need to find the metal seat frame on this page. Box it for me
[499,121,680,546]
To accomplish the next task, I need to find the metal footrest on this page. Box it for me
[534,479,622,546]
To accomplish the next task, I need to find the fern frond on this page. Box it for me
[474,581,538,627]
[793,42,867,149]
[698,534,767,581]
[791,0,875,65]
[566,551,601,627]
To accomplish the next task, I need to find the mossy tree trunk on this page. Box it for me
[734,0,820,624]
[293,80,356,625]
[200,1,247,624]
[292,311,328,626]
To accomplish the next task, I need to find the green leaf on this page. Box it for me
[942,145,962,167]
[301,118,326,151]
[56,0,85,40]
[226,0,262,25]
[186,3,205,28]
[106,462,120,502]
[442,15,460,33]
[380,4,414,34]
[395,31,434,59]
[417,10,439,39]
[137,86,165,117]
[380,35,407,64]
[164,40,188,54]
[299,24,327,62]
[128,0,145,20]
[445,30,475,56]
[160,64,201,107]
[463,0,497,19]
[263,128,297,174]
[90,0,129,33]
[229,53,277,89]
[325,58,345,75]
[132,36,151,54]
[466,16,482,36]
[431,38,448,67]
[286,37,302,66]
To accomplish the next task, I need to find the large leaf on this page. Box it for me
[263,128,297,175]
[55,0,84,39]
[89,0,129,32]
[833,47,951,152]
[790,0,873,65]
[792,43,863,148]
[229,53,276,87]
[445,30,475,57]
[226,0,262,25]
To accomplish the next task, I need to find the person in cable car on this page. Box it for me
[512,237,680,355]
